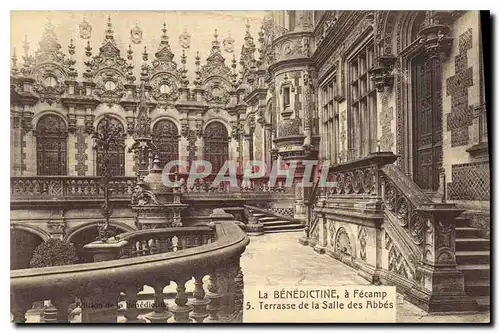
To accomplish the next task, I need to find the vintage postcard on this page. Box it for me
[10,10,490,324]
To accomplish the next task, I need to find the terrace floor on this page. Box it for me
[241,231,491,324]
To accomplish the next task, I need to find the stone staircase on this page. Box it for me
[251,212,304,233]
[455,216,490,310]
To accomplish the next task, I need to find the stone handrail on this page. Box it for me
[11,176,136,200]
[11,220,249,323]
[172,173,291,194]
[84,226,216,262]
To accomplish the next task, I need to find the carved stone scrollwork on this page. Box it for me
[67,114,77,134]
[352,170,363,194]
[180,119,189,138]
[410,213,425,245]
[369,55,396,92]
[395,197,409,225]
[84,114,95,134]
[417,11,454,60]
[343,172,353,194]
[328,221,335,246]
[126,116,135,136]
[336,173,345,195]
[130,183,160,206]
[195,119,203,138]
[362,167,375,193]
[384,183,396,211]
[358,225,367,261]
[335,227,352,256]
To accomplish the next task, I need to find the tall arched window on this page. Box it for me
[204,121,229,173]
[36,114,67,175]
[96,117,125,176]
[152,119,179,168]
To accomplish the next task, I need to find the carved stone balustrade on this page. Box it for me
[84,226,216,262]
[11,219,249,323]
[11,176,136,203]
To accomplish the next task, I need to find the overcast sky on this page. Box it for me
[11,11,268,83]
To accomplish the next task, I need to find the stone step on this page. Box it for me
[264,229,304,234]
[263,223,304,232]
[456,250,490,265]
[455,217,472,228]
[475,296,491,310]
[252,213,266,218]
[464,279,490,296]
[258,216,280,222]
[457,264,490,280]
[455,238,490,251]
[261,220,295,227]
[456,227,482,238]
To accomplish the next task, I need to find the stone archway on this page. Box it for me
[11,228,45,269]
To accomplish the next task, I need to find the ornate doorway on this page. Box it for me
[412,55,443,192]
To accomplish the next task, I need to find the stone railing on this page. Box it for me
[84,226,216,262]
[173,173,291,194]
[11,176,136,200]
[10,219,249,323]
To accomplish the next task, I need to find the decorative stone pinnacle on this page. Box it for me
[22,34,29,57]
[68,38,75,55]
[142,46,148,61]
[105,16,114,39]
[11,48,18,72]
[127,44,133,60]
[85,40,92,57]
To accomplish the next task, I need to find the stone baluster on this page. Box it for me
[189,274,210,323]
[11,294,31,323]
[80,286,119,323]
[233,266,244,320]
[43,303,58,323]
[218,259,239,321]
[145,281,172,323]
[124,285,144,323]
[52,295,73,323]
[205,272,222,323]
[170,277,194,322]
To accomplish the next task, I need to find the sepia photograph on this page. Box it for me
[9,8,491,324]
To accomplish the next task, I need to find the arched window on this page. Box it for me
[152,119,179,168]
[36,114,67,175]
[95,117,125,176]
[204,121,229,173]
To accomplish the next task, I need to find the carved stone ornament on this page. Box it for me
[32,63,67,104]
[223,34,235,53]
[67,114,77,134]
[79,19,92,39]
[179,30,191,49]
[130,24,143,44]
[204,79,230,104]
[131,184,160,206]
[150,74,179,103]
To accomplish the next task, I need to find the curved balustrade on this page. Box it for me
[84,226,216,260]
[11,220,249,323]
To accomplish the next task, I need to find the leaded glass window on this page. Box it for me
[36,114,67,175]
